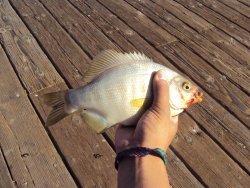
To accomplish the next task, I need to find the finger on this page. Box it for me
[151,70,170,116]
[170,115,178,125]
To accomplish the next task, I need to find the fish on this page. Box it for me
[43,50,203,133]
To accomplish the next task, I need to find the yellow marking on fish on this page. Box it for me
[130,98,145,108]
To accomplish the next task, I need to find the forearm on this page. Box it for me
[117,155,170,188]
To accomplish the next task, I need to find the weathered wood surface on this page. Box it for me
[97,0,250,128]
[8,0,206,187]
[71,0,250,172]
[175,0,250,48]
[0,0,63,93]
[1,0,250,187]
[4,0,118,187]
[217,0,250,18]
[0,142,15,188]
[195,0,250,31]
[69,0,250,186]
[0,45,77,187]
[238,0,250,7]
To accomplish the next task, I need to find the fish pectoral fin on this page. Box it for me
[130,98,146,108]
[81,111,112,134]
[130,98,152,109]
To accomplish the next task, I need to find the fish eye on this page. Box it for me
[182,82,191,91]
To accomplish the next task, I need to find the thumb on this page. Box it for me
[151,70,170,117]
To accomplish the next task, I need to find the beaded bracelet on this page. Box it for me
[115,147,167,170]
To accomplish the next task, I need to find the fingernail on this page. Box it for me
[157,70,167,80]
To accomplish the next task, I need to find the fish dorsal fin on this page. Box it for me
[83,49,152,83]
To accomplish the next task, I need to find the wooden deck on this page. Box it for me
[0,0,249,187]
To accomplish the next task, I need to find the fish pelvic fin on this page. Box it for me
[43,90,71,127]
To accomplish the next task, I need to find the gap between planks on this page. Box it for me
[7,0,250,187]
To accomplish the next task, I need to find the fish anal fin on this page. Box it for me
[81,111,112,133]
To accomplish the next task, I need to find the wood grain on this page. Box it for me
[73,0,249,174]
[38,0,117,57]
[100,0,250,126]
[72,0,250,184]
[10,0,200,187]
[217,0,250,18]
[3,0,250,187]
[6,0,119,187]
[125,0,250,94]
[153,0,214,32]
[0,0,63,93]
[174,0,250,48]
[192,0,250,31]
[202,27,250,67]
[10,0,205,187]
[172,113,250,187]
[0,112,35,188]
[0,143,15,188]
[10,0,91,88]
[0,45,77,187]
[238,0,250,7]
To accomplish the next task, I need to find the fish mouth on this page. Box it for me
[186,90,203,106]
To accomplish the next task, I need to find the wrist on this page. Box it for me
[115,147,167,170]
[118,155,169,188]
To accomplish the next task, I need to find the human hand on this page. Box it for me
[115,70,179,153]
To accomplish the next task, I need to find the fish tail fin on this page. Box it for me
[43,90,72,127]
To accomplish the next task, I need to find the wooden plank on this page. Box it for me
[9,0,92,88]
[0,145,15,188]
[10,0,200,187]
[186,95,250,172]
[0,0,63,93]
[88,0,250,172]
[202,27,250,67]
[171,113,250,187]
[125,0,250,93]
[152,0,214,32]
[68,0,170,61]
[72,0,250,181]
[194,0,250,31]
[32,0,116,57]
[238,0,250,7]
[40,0,176,49]
[10,0,249,186]
[141,0,250,67]
[217,0,250,18]
[7,1,118,187]
[11,0,205,187]
[174,0,250,48]
[0,112,35,188]
[97,0,250,124]
[0,46,77,187]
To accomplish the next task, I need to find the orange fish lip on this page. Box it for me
[186,91,203,106]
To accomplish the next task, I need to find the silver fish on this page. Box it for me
[44,50,203,133]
